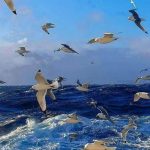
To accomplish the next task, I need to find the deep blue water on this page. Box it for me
[0,84,150,150]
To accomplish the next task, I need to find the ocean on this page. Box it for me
[0,84,150,150]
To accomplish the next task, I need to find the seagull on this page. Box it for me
[87,98,98,108]
[16,47,30,56]
[134,92,150,102]
[76,80,89,92]
[47,76,65,90]
[64,113,80,124]
[128,9,148,34]
[88,33,118,44]
[31,70,55,115]
[41,23,55,34]
[135,75,150,84]
[96,106,114,124]
[4,0,17,14]
[84,140,116,150]
[0,80,6,84]
[46,76,65,101]
[121,119,137,143]
[55,44,79,54]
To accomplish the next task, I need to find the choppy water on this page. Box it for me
[0,84,150,150]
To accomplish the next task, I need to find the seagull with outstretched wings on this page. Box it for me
[128,9,148,34]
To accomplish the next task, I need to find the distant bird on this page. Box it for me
[88,33,118,44]
[4,0,17,14]
[91,61,94,64]
[140,68,150,73]
[41,23,55,34]
[135,75,150,84]
[84,140,116,150]
[55,44,79,54]
[76,80,89,92]
[87,98,98,108]
[134,92,150,102]
[16,47,30,56]
[64,113,80,124]
[121,119,137,143]
[128,9,148,34]
[0,80,6,84]
[96,106,114,124]
[31,70,54,115]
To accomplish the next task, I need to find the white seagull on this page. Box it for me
[41,23,55,34]
[76,80,89,92]
[55,44,79,54]
[88,33,118,44]
[16,47,30,56]
[134,92,150,102]
[4,0,17,15]
[121,119,137,143]
[31,70,55,115]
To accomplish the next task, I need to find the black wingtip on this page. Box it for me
[38,69,41,72]
[13,10,17,15]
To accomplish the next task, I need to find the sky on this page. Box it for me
[0,0,150,85]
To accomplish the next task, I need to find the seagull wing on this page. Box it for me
[97,106,114,124]
[18,52,24,56]
[129,9,139,19]
[47,90,56,101]
[134,93,140,102]
[20,47,26,51]
[42,25,49,34]
[4,0,16,14]
[135,20,148,33]
[61,44,71,49]
[77,80,82,86]
[36,90,47,112]
[35,70,49,84]
[46,23,55,28]
[135,77,141,84]
[82,84,89,89]
[104,33,113,38]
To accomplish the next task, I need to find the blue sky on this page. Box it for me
[0,0,150,85]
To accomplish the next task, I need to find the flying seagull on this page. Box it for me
[76,80,89,92]
[16,47,30,56]
[41,23,55,34]
[96,106,114,124]
[87,98,98,108]
[128,9,148,34]
[134,92,150,102]
[121,119,137,143]
[31,70,55,115]
[135,75,150,84]
[55,44,79,54]
[0,80,6,84]
[88,33,118,44]
[46,76,65,101]
[4,0,17,14]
